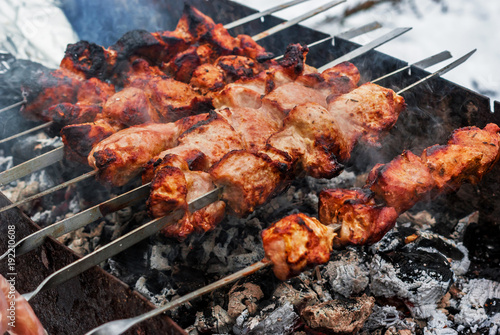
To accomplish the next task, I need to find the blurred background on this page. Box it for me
[1,0,498,102]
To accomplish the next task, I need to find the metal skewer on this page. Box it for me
[0,146,64,186]
[87,224,343,335]
[0,170,96,215]
[397,49,476,95]
[252,0,346,41]
[1,51,453,259]
[372,50,452,83]
[20,51,474,303]
[224,0,312,29]
[0,121,53,145]
[0,99,25,114]
[273,21,382,60]
[22,187,223,301]
[0,183,151,261]
[318,27,413,72]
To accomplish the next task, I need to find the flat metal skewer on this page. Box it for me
[86,225,342,335]
[372,50,452,84]
[224,0,312,29]
[0,146,64,186]
[318,27,412,72]
[397,49,476,95]
[0,183,151,261]
[2,47,454,260]
[0,170,96,215]
[252,0,346,41]
[273,21,382,60]
[0,121,53,145]
[22,187,223,301]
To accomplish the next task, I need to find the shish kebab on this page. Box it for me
[0,3,366,184]
[21,49,475,302]
[0,21,395,186]
[0,49,452,261]
[0,0,316,116]
[0,23,417,259]
[86,122,500,335]
[0,27,413,209]
[5,1,345,135]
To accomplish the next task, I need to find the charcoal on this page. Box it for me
[370,249,453,319]
[195,305,232,333]
[301,294,375,334]
[363,305,415,332]
[227,283,264,319]
[323,249,370,298]
[233,301,299,335]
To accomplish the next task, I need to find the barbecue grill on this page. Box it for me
[0,1,499,334]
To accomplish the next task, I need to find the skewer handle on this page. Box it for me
[85,260,271,335]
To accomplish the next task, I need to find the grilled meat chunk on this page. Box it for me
[21,69,82,121]
[147,155,226,239]
[210,149,292,217]
[319,188,398,247]
[89,114,209,187]
[366,151,435,213]
[262,213,336,281]
[327,82,406,147]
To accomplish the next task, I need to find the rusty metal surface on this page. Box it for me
[0,192,186,335]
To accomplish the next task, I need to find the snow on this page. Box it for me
[233,0,500,104]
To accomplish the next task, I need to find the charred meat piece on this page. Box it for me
[20,69,82,121]
[89,114,209,187]
[61,120,118,164]
[148,154,226,239]
[60,41,117,80]
[366,150,435,213]
[262,213,336,280]
[210,149,292,217]
[318,188,399,247]
[327,82,406,147]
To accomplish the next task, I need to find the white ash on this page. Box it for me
[30,209,53,224]
[424,309,457,335]
[305,170,357,192]
[233,301,299,335]
[363,305,415,332]
[149,244,173,271]
[369,251,453,319]
[454,279,500,332]
[0,154,13,172]
[450,211,479,241]
[322,249,370,298]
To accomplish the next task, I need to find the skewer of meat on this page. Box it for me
[0,50,453,252]
[84,122,500,335]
